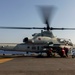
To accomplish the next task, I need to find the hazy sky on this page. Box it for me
[0,0,75,43]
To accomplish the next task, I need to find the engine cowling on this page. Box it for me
[23,37,28,43]
[23,37,32,43]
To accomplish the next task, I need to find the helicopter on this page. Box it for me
[0,6,74,57]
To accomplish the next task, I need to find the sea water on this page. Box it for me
[0,50,28,55]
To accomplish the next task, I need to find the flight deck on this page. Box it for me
[0,56,75,75]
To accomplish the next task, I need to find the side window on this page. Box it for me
[27,46,30,49]
[32,46,36,50]
[37,46,39,50]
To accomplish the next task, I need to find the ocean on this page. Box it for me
[0,50,27,55]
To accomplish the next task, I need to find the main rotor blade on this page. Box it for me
[50,27,75,30]
[0,26,44,29]
[0,27,75,30]
[38,5,56,30]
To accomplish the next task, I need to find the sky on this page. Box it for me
[0,0,75,43]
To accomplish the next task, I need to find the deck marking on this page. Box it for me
[0,58,13,64]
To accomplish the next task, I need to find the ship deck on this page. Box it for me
[0,55,75,75]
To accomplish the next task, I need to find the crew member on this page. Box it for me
[47,48,53,57]
[49,48,53,55]
[62,48,65,56]
[64,47,69,57]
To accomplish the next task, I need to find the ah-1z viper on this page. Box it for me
[0,6,74,57]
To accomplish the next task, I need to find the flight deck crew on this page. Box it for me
[62,48,65,56]
[49,48,53,55]
[47,48,53,57]
[64,47,69,57]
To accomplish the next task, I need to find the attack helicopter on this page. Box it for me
[0,6,74,57]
